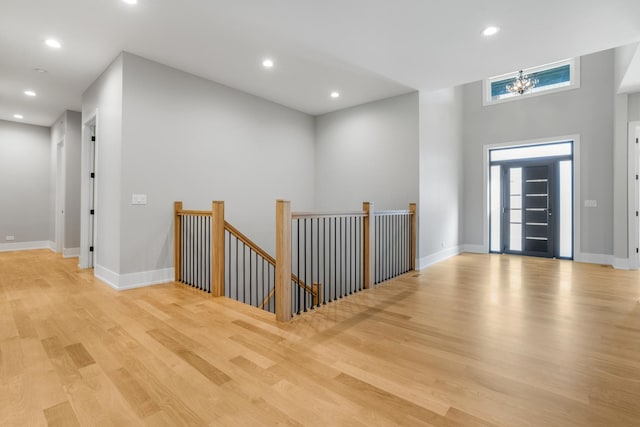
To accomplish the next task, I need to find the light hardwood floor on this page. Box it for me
[1,250,640,426]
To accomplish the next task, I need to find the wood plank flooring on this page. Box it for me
[1,249,640,426]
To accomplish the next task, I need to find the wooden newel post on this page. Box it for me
[174,201,183,282]
[409,203,417,271]
[212,201,225,297]
[363,202,374,289]
[275,200,292,322]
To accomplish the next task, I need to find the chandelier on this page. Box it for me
[506,70,539,95]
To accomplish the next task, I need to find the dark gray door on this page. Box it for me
[503,164,554,258]
[522,165,553,257]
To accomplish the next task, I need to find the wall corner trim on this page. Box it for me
[63,247,80,258]
[613,257,631,270]
[417,246,462,270]
[94,264,174,291]
[574,252,614,267]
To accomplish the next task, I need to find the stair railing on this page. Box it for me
[174,201,316,313]
[175,200,416,322]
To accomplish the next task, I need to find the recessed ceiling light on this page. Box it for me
[122,0,138,4]
[262,59,274,68]
[24,90,37,97]
[13,114,24,119]
[482,26,500,37]
[34,68,48,73]
[330,91,340,98]
[45,39,62,49]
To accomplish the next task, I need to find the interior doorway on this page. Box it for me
[489,141,574,259]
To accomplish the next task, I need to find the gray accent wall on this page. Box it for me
[419,88,464,263]
[462,49,615,257]
[0,120,51,243]
[314,93,419,211]
[118,52,315,275]
[82,54,124,273]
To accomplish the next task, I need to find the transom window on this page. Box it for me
[483,58,580,105]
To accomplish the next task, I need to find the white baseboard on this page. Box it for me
[118,268,174,290]
[0,240,53,253]
[612,257,630,270]
[63,247,80,258]
[417,246,462,270]
[94,264,120,289]
[48,241,56,252]
[459,246,621,268]
[94,264,174,291]
[574,252,614,266]
[463,244,487,254]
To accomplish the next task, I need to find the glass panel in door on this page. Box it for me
[508,167,522,251]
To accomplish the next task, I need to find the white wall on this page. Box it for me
[613,93,629,263]
[462,49,615,258]
[50,110,82,254]
[612,46,640,267]
[418,88,464,267]
[614,43,639,91]
[118,52,315,276]
[0,120,51,247]
[50,116,63,244]
[630,93,640,119]
[314,93,419,211]
[65,111,82,251]
[613,46,636,264]
[82,54,124,274]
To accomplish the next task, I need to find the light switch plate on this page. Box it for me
[132,194,147,205]
[584,200,597,208]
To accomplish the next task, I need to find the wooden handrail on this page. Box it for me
[292,210,366,219]
[374,210,412,216]
[258,288,275,309]
[290,276,315,296]
[224,220,316,296]
[224,221,275,266]
[177,210,212,216]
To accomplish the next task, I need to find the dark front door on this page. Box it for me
[522,165,553,257]
[504,163,554,258]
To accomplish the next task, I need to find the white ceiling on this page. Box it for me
[2,0,640,127]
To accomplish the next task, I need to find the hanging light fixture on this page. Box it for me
[506,70,539,95]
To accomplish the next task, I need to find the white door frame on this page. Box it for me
[80,110,98,269]
[55,139,66,253]
[627,121,640,270]
[483,134,581,258]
